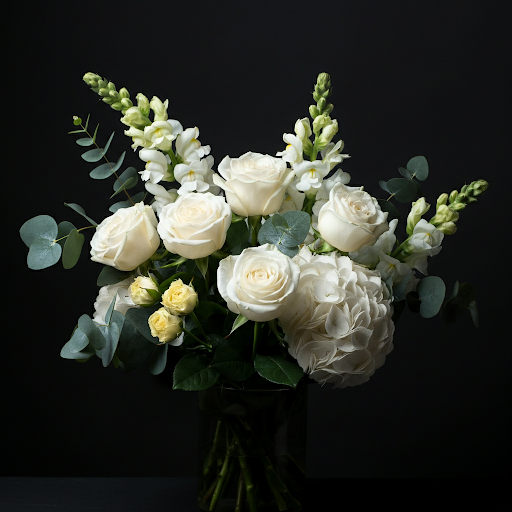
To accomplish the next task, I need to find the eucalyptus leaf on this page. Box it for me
[109,191,145,213]
[56,221,77,249]
[148,344,169,375]
[379,180,390,193]
[62,229,84,269]
[77,314,106,350]
[280,210,311,247]
[377,199,401,221]
[64,203,98,226]
[398,167,413,179]
[67,328,89,354]
[81,147,104,163]
[92,123,99,144]
[125,306,160,344]
[84,114,90,131]
[393,272,412,302]
[103,132,115,155]
[113,167,138,191]
[116,319,155,370]
[387,178,418,203]
[111,151,126,173]
[97,266,133,286]
[173,353,220,391]
[417,276,446,318]
[20,215,58,247]
[104,297,117,326]
[406,156,429,181]
[89,162,115,180]
[98,319,121,368]
[60,339,95,360]
[440,282,476,324]
[27,239,62,270]
[254,354,304,388]
[76,137,94,146]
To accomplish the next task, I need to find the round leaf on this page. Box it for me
[20,215,58,247]
[377,199,401,221]
[417,276,446,318]
[407,156,429,181]
[148,344,169,375]
[387,178,418,203]
[27,238,62,270]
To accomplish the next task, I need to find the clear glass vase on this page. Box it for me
[197,385,308,512]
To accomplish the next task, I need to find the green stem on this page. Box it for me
[182,326,212,350]
[391,236,412,259]
[190,310,210,344]
[209,435,234,511]
[234,472,245,512]
[166,147,178,167]
[204,420,223,480]
[54,225,96,243]
[310,138,319,161]
[252,321,261,362]
[248,216,262,246]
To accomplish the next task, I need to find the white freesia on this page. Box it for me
[90,202,160,271]
[175,127,211,164]
[276,133,303,165]
[93,277,139,325]
[349,219,399,267]
[213,152,295,217]
[320,140,350,170]
[144,182,179,216]
[143,119,183,152]
[157,192,231,259]
[174,156,215,195]
[292,160,331,196]
[278,247,394,389]
[217,244,300,322]
[317,182,389,252]
[138,148,171,183]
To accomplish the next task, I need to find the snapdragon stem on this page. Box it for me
[391,236,412,259]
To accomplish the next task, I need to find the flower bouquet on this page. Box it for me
[20,72,488,510]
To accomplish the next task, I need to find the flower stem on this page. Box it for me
[182,326,212,350]
[234,471,246,512]
[252,321,261,362]
[209,436,234,511]
[190,310,210,344]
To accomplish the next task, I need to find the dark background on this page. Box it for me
[6,0,510,478]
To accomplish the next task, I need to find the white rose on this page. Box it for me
[279,247,394,389]
[129,275,160,306]
[157,192,231,260]
[217,244,300,322]
[148,307,183,345]
[212,152,295,217]
[93,277,139,325]
[317,182,389,252]
[161,278,198,315]
[90,202,161,271]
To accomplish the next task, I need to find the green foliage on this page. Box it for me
[173,353,220,390]
[109,191,145,213]
[254,354,304,388]
[210,344,254,381]
[27,238,62,270]
[56,221,77,249]
[20,215,58,248]
[125,306,161,344]
[64,203,98,226]
[377,199,401,222]
[229,314,250,335]
[380,156,428,205]
[386,178,418,203]
[97,266,133,286]
[440,281,479,327]
[111,167,138,198]
[148,344,168,375]
[406,156,429,181]
[258,211,311,257]
[417,276,446,318]
[78,314,106,350]
[225,220,250,254]
[116,318,156,370]
[62,229,84,269]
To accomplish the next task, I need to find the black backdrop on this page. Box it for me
[7,0,510,478]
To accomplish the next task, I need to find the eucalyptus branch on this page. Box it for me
[54,225,96,243]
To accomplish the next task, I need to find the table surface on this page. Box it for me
[0,477,340,512]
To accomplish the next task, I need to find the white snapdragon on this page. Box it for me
[174,156,215,195]
[124,126,152,151]
[175,127,211,164]
[320,140,350,170]
[292,160,331,196]
[276,133,303,165]
[138,149,171,184]
[402,219,444,275]
[375,252,413,285]
[144,182,179,216]
[143,119,183,152]
[93,277,139,325]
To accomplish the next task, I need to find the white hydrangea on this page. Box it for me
[278,247,394,389]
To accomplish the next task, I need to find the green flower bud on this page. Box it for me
[150,96,169,121]
[136,93,150,117]
[98,88,109,97]
[317,97,327,112]
[461,184,468,194]
[313,114,331,136]
[407,197,431,235]
[119,88,130,99]
[323,103,334,116]
[121,98,133,109]
[120,106,152,129]
[110,101,124,111]
[313,90,321,102]
[102,96,115,105]
[455,192,467,203]
[317,119,339,149]
[109,90,120,100]
[302,138,313,156]
[450,202,466,211]
[83,72,102,92]
[107,81,116,91]
[437,221,457,235]
[97,79,107,89]
[309,105,319,119]
[73,116,82,126]
[436,193,449,208]
[449,190,458,203]
[430,204,459,226]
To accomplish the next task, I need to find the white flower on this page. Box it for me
[294,118,312,142]
[148,308,183,345]
[129,275,159,306]
[143,119,183,152]
[149,96,169,121]
[406,198,431,235]
[217,244,300,322]
[93,277,139,325]
[292,160,331,196]
[124,126,152,151]
[213,152,295,217]
[138,149,171,184]
[349,219,399,267]
[276,133,303,165]
[317,182,389,252]
[375,252,413,285]
[90,202,160,271]
[157,192,231,260]
[402,219,444,275]
[174,157,215,195]
[278,247,394,389]
[279,181,306,214]
[175,127,211,164]
[144,182,179,216]
[320,140,350,170]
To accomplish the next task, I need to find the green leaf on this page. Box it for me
[195,257,208,279]
[125,306,160,344]
[81,147,104,162]
[78,314,106,350]
[67,328,89,353]
[111,151,126,173]
[20,215,58,247]
[210,345,254,381]
[97,266,133,286]
[469,301,479,328]
[68,129,85,134]
[56,221,77,249]
[254,354,304,388]
[393,273,412,302]
[62,229,85,269]
[91,123,100,143]
[417,276,446,318]
[103,132,115,155]
[27,239,62,270]
[112,166,138,195]
[280,210,311,247]
[379,180,390,193]
[407,156,429,181]
[111,177,138,198]
[148,343,168,375]
[398,167,413,179]
[173,353,220,391]
[89,162,115,180]
[64,203,98,226]
[195,301,229,319]
[226,220,250,254]
[229,314,250,335]
[377,199,401,222]
[386,178,418,203]
[76,137,94,147]
[104,297,117,326]
[99,310,124,367]
[440,282,476,324]
[83,114,90,131]
[60,338,94,361]
[116,319,155,370]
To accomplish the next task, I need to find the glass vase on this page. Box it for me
[197,384,308,512]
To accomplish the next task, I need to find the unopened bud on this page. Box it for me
[109,90,120,100]
[309,105,319,119]
[111,101,124,111]
[449,190,458,203]
[107,82,116,91]
[121,98,133,109]
[313,114,331,136]
[317,119,338,149]
[437,221,457,235]
[102,96,115,105]
[136,93,150,117]
[119,88,130,99]
[98,88,109,97]
[450,202,466,211]
[436,193,448,208]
